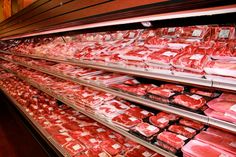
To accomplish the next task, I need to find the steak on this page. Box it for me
[112,113,142,128]
[147,87,175,98]
[160,84,185,93]
[100,140,123,156]
[134,122,160,137]
[125,145,157,157]
[124,107,154,119]
[149,112,178,128]
[179,119,204,130]
[168,124,196,138]
[190,88,217,97]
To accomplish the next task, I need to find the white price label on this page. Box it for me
[60,111,65,114]
[129,117,138,122]
[219,29,230,38]
[177,134,188,141]
[97,128,105,133]
[147,125,157,131]
[137,51,147,55]
[81,132,90,136]
[112,144,121,149]
[65,137,72,142]
[192,29,203,37]
[229,142,236,148]
[56,120,62,123]
[82,93,90,97]
[168,27,176,33]
[44,121,49,125]
[72,144,81,151]
[59,129,66,133]
[142,151,152,157]
[184,127,196,133]
[141,110,149,115]
[190,94,202,100]
[162,51,177,57]
[89,138,97,143]
[157,117,168,124]
[230,104,236,112]
[129,32,136,38]
[190,54,204,60]
[109,135,116,139]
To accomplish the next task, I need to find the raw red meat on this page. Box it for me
[125,145,157,157]
[206,127,236,141]
[173,94,206,110]
[155,140,177,153]
[168,124,196,138]
[147,87,175,98]
[124,107,154,119]
[63,140,86,156]
[204,108,236,124]
[110,84,147,96]
[179,119,204,130]
[134,122,159,137]
[212,26,235,40]
[219,93,236,102]
[204,60,236,78]
[149,112,178,128]
[160,84,185,93]
[100,140,123,156]
[195,131,236,155]
[190,88,217,97]
[182,140,235,157]
[157,131,187,149]
[112,114,142,128]
[207,98,236,116]
[148,94,170,104]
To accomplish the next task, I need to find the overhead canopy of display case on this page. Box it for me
[0,0,235,40]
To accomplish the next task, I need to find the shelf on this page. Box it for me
[0,65,176,157]
[1,56,236,133]
[0,88,69,157]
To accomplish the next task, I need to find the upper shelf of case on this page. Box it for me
[0,0,236,40]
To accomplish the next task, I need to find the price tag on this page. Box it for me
[219,29,230,38]
[142,151,152,157]
[141,110,149,115]
[65,137,72,142]
[177,134,188,141]
[137,51,147,55]
[230,104,236,112]
[129,32,136,38]
[147,125,157,131]
[162,51,177,57]
[81,132,89,136]
[192,29,203,37]
[129,117,138,121]
[109,135,116,139]
[168,27,176,33]
[190,54,204,60]
[89,138,97,143]
[190,94,202,100]
[157,117,168,123]
[184,127,196,133]
[72,144,81,151]
[97,128,106,133]
[112,144,121,149]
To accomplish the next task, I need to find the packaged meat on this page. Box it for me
[124,107,154,119]
[219,93,236,102]
[149,112,179,128]
[195,131,236,155]
[212,26,235,40]
[125,145,157,157]
[157,131,187,149]
[123,79,140,85]
[173,68,205,78]
[179,119,204,130]
[160,84,185,93]
[155,140,178,153]
[133,122,160,138]
[204,108,236,124]
[204,59,236,78]
[100,140,123,156]
[148,94,170,104]
[63,140,86,156]
[206,127,236,141]
[147,87,176,98]
[112,114,142,129]
[182,140,235,157]
[161,27,182,38]
[145,37,169,49]
[190,88,219,98]
[207,98,236,116]
[110,84,148,96]
[168,124,197,138]
[180,26,210,40]
[119,46,151,61]
[172,94,206,110]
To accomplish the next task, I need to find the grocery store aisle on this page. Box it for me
[0,93,49,157]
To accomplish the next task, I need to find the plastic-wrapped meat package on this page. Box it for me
[122,30,140,39]
[210,44,235,60]
[161,27,183,38]
[125,145,157,157]
[145,37,169,49]
[149,112,179,128]
[173,68,205,78]
[207,98,236,116]
[180,26,210,41]
[94,45,121,63]
[124,107,154,119]
[146,63,172,74]
[206,127,236,141]
[52,132,73,146]
[204,108,236,124]
[138,29,157,41]
[179,119,204,131]
[182,140,235,157]
[112,113,142,129]
[63,140,86,156]
[204,59,236,78]
[147,86,176,98]
[110,84,147,96]
[157,131,187,150]
[146,48,179,66]
[172,94,206,110]
[212,26,235,41]
[171,51,209,73]
[100,140,123,156]
[123,78,140,85]
[219,93,236,102]
[132,122,160,138]
[194,131,236,155]
[168,124,196,138]
[160,84,185,93]
[190,88,219,98]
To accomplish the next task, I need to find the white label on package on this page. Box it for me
[168,27,176,33]
[129,32,136,38]
[59,129,66,133]
[129,117,138,121]
[137,51,147,55]
[219,29,230,38]
[81,132,90,136]
[97,128,105,133]
[190,54,203,60]
[157,117,168,124]
[230,104,236,112]
[112,144,121,149]
[192,29,202,37]
[109,135,116,139]
[65,137,72,142]
[177,135,188,141]
[147,125,157,131]
[82,93,90,97]
[72,144,81,151]
[184,127,195,133]
[162,51,177,57]
[60,111,65,114]
[89,138,97,143]
[44,121,49,125]
[190,94,202,100]
[141,110,149,115]
[229,142,236,148]
[142,151,152,157]
[98,152,107,157]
